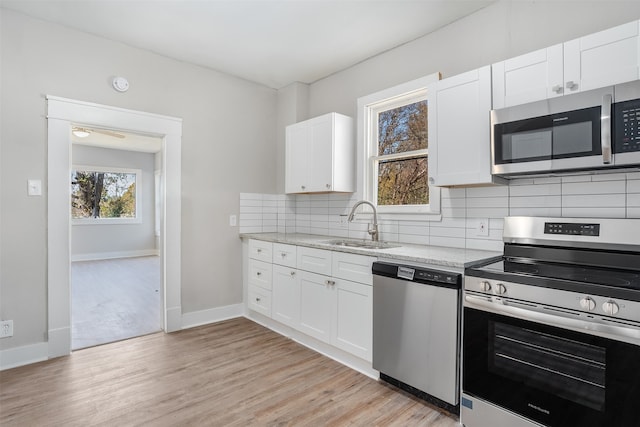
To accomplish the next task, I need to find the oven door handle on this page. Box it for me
[465,294,640,346]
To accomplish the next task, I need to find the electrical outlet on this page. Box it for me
[476,219,489,237]
[229,214,237,227]
[0,320,13,338]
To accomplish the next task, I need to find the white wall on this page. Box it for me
[71,145,156,260]
[0,9,277,352]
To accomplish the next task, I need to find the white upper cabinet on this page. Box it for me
[285,112,354,194]
[564,20,640,93]
[428,66,503,187]
[493,20,640,109]
[492,44,564,109]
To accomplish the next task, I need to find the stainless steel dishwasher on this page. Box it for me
[372,260,462,415]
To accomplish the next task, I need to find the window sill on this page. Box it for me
[72,218,142,225]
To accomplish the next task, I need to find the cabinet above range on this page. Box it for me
[492,20,640,109]
[285,112,355,194]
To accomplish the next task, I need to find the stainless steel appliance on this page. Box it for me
[462,216,640,427]
[491,80,640,177]
[372,260,462,414]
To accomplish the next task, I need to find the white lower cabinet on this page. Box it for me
[298,270,334,343]
[272,264,300,328]
[332,278,372,361]
[246,240,375,362]
[297,272,373,361]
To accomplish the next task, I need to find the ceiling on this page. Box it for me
[1,0,493,89]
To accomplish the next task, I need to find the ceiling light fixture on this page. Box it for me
[72,128,91,138]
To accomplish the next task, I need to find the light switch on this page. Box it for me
[229,214,237,227]
[28,179,42,196]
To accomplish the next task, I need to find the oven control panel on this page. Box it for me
[544,222,600,236]
[464,276,640,327]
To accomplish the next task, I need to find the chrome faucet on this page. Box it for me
[348,200,379,241]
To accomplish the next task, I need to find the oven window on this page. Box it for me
[488,321,606,411]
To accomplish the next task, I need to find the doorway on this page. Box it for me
[69,129,163,349]
[47,96,182,359]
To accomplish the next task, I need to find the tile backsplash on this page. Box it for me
[240,172,640,252]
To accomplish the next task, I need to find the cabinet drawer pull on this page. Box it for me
[552,84,563,93]
[326,280,336,286]
[257,248,262,253]
[280,253,286,257]
[565,80,578,90]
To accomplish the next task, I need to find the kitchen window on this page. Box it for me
[71,165,141,224]
[358,73,440,216]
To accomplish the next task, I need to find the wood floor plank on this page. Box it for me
[0,317,459,426]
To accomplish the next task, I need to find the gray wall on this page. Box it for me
[71,145,156,259]
[0,8,277,350]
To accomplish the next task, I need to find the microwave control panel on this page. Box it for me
[614,99,640,153]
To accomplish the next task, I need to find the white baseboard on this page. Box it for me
[244,311,378,380]
[0,342,49,371]
[181,303,244,330]
[71,249,159,262]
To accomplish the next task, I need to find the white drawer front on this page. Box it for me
[297,246,332,276]
[273,243,297,268]
[331,252,376,285]
[248,258,272,290]
[248,285,271,317]
[248,239,273,262]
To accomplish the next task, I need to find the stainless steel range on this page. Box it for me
[462,216,640,427]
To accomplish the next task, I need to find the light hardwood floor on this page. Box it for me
[72,256,161,349]
[0,317,460,426]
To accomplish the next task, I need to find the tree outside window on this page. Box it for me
[377,100,428,206]
[71,168,139,219]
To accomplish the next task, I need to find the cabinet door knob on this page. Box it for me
[326,184,331,189]
[256,271,262,276]
[552,84,563,93]
[428,177,435,184]
[301,185,306,190]
[257,248,262,253]
[566,80,578,90]
[326,279,336,286]
[290,271,296,276]
[281,253,286,257]
[256,297,261,302]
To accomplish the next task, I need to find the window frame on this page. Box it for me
[357,73,441,219]
[71,165,142,225]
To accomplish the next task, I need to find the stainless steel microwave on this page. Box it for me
[491,80,640,177]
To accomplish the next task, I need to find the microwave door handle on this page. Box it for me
[601,93,612,164]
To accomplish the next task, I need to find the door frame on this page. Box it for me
[47,96,182,358]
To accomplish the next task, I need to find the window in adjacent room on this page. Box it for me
[359,73,440,216]
[71,166,141,224]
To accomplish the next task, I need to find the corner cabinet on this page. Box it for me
[493,20,640,109]
[428,66,504,187]
[285,112,355,194]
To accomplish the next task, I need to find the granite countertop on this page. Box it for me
[241,233,502,270]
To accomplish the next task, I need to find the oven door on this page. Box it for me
[463,304,640,427]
